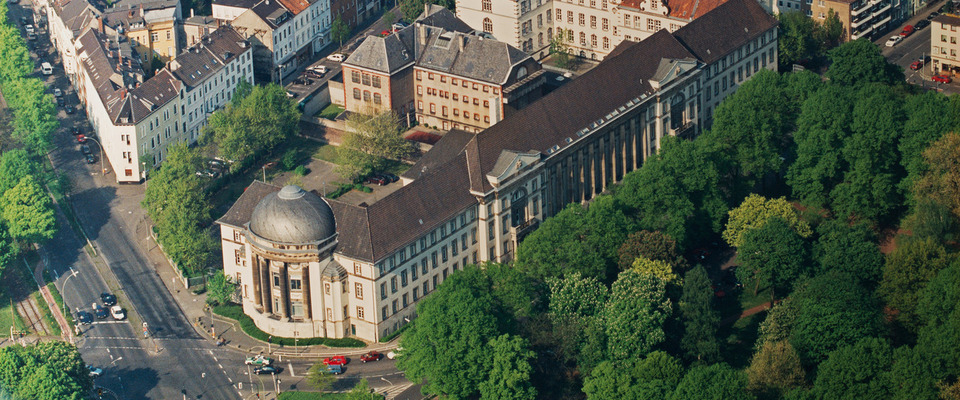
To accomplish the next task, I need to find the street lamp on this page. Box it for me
[83,136,108,176]
[294,331,298,354]
[59,268,79,318]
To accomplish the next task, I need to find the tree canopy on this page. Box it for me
[206,82,300,170]
[337,111,416,181]
[722,194,812,248]
[826,39,903,86]
[603,270,672,360]
[1,175,57,244]
[679,266,720,364]
[617,230,686,271]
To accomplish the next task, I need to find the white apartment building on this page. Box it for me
[46,0,101,85]
[456,0,555,58]
[169,27,255,141]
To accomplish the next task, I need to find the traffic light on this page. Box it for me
[97,388,103,397]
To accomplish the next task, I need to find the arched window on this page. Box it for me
[590,34,597,47]
[538,32,543,46]
[517,66,528,80]
[603,36,609,49]
[579,32,585,45]
[547,27,553,40]
[482,0,492,10]
[483,18,493,33]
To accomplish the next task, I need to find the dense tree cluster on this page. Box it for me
[396,40,960,400]
[0,341,91,399]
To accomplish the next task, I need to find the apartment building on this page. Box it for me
[809,0,892,41]
[101,0,182,64]
[215,0,331,83]
[413,29,543,131]
[46,0,101,84]
[931,14,960,75]
[218,0,777,343]
[343,7,543,129]
[183,12,219,47]
[553,0,732,61]
[456,0,555,58]
[169,27,255,141]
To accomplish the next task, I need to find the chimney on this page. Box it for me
[424,2,430,15]
[139,6,144,17]
[98,16,104,33]
[459,34,466,52]
[418,23,426,46]
[190,8,195,18]
[121,89,126,100]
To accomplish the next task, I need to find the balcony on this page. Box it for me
[510,218,540,242]
[673,121,697,139]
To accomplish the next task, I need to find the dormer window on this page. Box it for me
[516,66,528,80]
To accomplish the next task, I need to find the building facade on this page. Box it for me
[102,0,182,64]
[45,0,101,85]
[810,0,892,41]
[455,0,554,58]
[218,0,777,342]
[931,14,960,75]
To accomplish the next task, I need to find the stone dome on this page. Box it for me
[248,185,336,244]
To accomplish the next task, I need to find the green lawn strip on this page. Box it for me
[279,392,349,400]
[0,275,28,334]
[31,292,60,336]
[46,282,75,334]
[312,144,339,164]
[316,104,344,120]
[213,304,365,348]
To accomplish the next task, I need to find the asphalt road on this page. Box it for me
[878,4,958,94]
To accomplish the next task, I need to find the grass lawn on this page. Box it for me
[278,392,349,400]
[312,144,339,164]
[720,311,765,369]
[316,104,344,120]
[32,292,60,336]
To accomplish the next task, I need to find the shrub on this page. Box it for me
[282,149,299,170]
[294,165,308,176]
[213,304,366,347]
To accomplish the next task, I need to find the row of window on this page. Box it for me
[414,71,500,95]
[563,0,609,10]
[376,207,478,274]
[416,86,491,107]
[419,102,492,123]
[352,88,383,104]
[557,28,611,50]
[350,70,383,88]
[558,9,609,31]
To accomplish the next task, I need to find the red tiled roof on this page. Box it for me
[275,0,308,14]
[618,0,733,20]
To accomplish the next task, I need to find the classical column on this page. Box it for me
[260,259,272,314]
[279,264,290,320]
[251,255,262,308]
[302,266,312,320]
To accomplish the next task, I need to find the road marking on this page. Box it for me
[288,363,295,377]
[91,320,129,325]
[227,377,233,383]
[218,363,223,369]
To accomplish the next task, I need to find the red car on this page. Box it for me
[910,60,923,70]
[932,74,952,84]
[900,25,914,37]
[323,355,347,366]
[380,29,392,36]
[77,134,86,143]
[360,351,382,363]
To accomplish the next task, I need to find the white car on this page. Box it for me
[326,53,346,62]
[110,305,125,320]
[310,65,328,74]
[885,36,902,47]
[53,88,62,97]
[24,24,34,34]
[87,365,102,377]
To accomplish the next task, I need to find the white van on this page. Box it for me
[41,62,53,75]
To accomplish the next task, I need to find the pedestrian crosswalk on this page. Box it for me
[380,382,415,399]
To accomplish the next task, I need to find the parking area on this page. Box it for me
[878,2,958,93]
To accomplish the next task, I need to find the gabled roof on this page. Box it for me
[170,27,249,89]
[671,0,777,64]
[344,26,417,73]
[401,129,476,181]
[275,0,309,14]
[417,29,529,85]
[416,4,473,33]
[55,0,102,36]
[617,0,731,20]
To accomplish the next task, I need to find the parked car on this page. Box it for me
[916,19,930,29]
[381,172,399,183]
[885,36,902,47]
[326,53,346,62]
[910,60,924,70]
[392,22,409,31]
[76,310,93,325]
[87,365,102,378]
[245,355,272,366]
[100,293,117,306]
[24,24,34,34]
[81,144,91,155]
[323,355,347,366]
[254,366,280,375]
[19,16,29,25]
[326,364,343,375]
[932,74,952,84]
[929,11,940,20]
[93,303,108,319]
[26,33,36,41]
[65,106,75,115]
[56,97,65,106]
[360,351,382,363]
[53,88,62,97]
[365,174,387,186]
[77,134,86,143]
[380,29,392,36]
[110,305,125,320]
[899,25,914,37]
[85,154,96,164]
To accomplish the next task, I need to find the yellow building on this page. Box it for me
[103,0,182,64]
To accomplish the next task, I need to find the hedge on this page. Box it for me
[378,322,409,343]
[213,304,366,348]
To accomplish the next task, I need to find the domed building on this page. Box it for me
[224,185,351,339]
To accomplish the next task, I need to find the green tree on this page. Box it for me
[603,270,672,360]
[397,268,506,399]
[789,271,884,366]
[0,26,32,83]
[479,334,536,400]
[898,92,953,200]
[746,340,806,398]
[549,30,572,69]
[306,361,336,391]
[737,217,810,297]
[546,272,607,371]
[884,345,941,400]
[483,262,543,319]
[345,378,385,400]
[0,341,89,399]
[778,12,818,69]
[755,297,799,350]
[723,194,812,248]
[1,175,56,244]
[916,307,960,386]
[400,0,454,22]
[4,78,59,155]
[917,260,960,328]
[632,257,680,285]
[0,222,18,273]
[0,149,39,195]
[826,39,902,86]
[814,10,844,51]
[879,237,954,332]
[913,132,960,219]
[206,273,237,306]
[787,85,854,208]
[331,15,351,52]
[670,363,755,400]
[517,196,633,282]
[583,352,685,400]
[206,83,300,169]
[617,230,686,271]
[336,111,416,182]
[15,364,84,400]
[812,219,883,284]
[679,266,719,364]
[812,337,892,399]
[901,199,959,244]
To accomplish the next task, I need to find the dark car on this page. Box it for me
[916,19,930,29]
[56,97,65,106]
[85,154,96,164]
[100,293,117,306]
[365,174,387,186]
[253,366,280,375]
[928,11,940,20]
[381,172,399,183]
[71,127,81,136]
[65,106,75,115]
[76,311,93,325]
[81,144,91,155]
[93,304,108,319]
[360,351,382,363]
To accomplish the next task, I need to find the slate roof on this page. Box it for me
[170,27,249,89]
[184,14,219,27]
[670,0,778,64]
[416,4,473,33]
[401,129,476,181]
[217,181,281,228]
[55,0,102,36]
[102,6,147,32]
[212,0,259,8]
[344,25,417,73]
[250,0,291,28]
[933,14,960,26]
[417,29,529,85]
[113,0,178,11]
